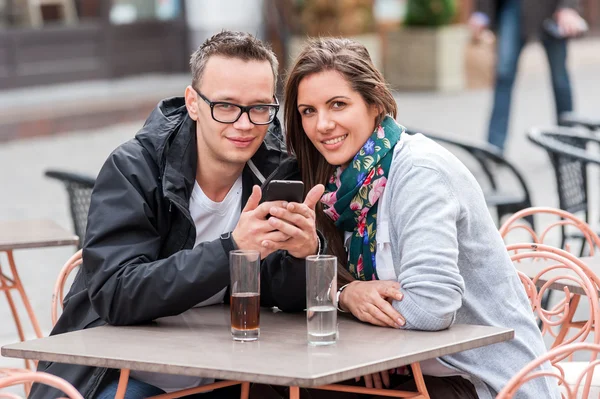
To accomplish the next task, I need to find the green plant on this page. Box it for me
[294,0,375,36]
[404,0,456,27]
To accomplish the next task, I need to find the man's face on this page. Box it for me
[186,55,275,170]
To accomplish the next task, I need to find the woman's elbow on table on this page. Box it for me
[392,286,463,331]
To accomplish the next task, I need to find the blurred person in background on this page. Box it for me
[469,0,588,152]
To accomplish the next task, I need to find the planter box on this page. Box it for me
[385,24,468,91]
[289,33,383,72]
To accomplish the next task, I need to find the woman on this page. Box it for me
[279,38,560,399]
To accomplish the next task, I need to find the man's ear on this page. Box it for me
[185,85,199,121]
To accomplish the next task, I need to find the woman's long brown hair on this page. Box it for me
[284,38,398,285]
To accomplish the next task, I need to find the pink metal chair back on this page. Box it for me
[497,342,600,399]
[51,249,82,326]
[0,368,83,399]
[507,243,600,348]
[499,207,600,255]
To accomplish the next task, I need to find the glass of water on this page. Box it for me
[306,255,337,346]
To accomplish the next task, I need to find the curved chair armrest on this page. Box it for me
[528,126,600,166]
[44,170,96,187]
[405,127,532,203]
[559,112,600,131]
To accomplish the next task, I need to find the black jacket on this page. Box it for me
[30,97,308,398]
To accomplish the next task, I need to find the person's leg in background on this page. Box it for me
[487,0,526,152]
[541,33,574,122]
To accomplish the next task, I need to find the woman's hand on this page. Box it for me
[339,280,405,328]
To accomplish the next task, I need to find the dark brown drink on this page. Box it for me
[230,293,260,340]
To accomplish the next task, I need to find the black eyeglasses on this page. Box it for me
[194,88,279,125]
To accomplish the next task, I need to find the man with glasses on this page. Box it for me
[30,31,324,399]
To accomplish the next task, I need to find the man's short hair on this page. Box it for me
[190,30,279,90]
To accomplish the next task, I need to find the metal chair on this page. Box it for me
[559,112,600,132]
[405,128,534,228]
[0,368,83,399]
[44,170,95,248]
[51,249,82,326]
[500,207,600,256]
[506,244,600,398]
[497,342,600,399]
[528,126,600,254]
[507,243,600,347]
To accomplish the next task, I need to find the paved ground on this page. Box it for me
[0,37,599,394]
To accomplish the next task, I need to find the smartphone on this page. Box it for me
[262,180,305,204]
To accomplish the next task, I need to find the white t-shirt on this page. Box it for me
[130,176,243,393]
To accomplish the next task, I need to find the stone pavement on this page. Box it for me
[0,37,599,394]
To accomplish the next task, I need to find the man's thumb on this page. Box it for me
[304,184,325,210]
[242,185,262,212]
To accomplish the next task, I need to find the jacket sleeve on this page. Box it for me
[83,143,233,325]
[389,165,465,331]
[260,253,306,312]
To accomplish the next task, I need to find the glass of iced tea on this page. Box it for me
[229,250,260,341]
[306,255,337,346]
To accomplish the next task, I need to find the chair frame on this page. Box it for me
[507,243,600,348]
[500,207,600,256]
[528,127,600,247]
[0,250,43,371]
[0,368,83,399]
[45,169,95,249]
[559,112,600,132]
[406,128,534,228]
[507,244,600,398]
[497,342,600,399]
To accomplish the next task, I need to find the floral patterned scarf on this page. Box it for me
[320,116,403,281]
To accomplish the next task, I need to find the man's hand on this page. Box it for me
[232,185,290,259]
[261,184,325,259]
[356,370,391,389]
[339,280,405,328]
[555,8,587,38]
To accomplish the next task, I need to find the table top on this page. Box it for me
[514,256,600,297]
[0,219,79,251]
[1,305,514,387]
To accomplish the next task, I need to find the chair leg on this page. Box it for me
[6,251,43,339]
[114,369,130,399]
[0,259,33,372]
[289,386,300,399]
[240,382,250,399]
[410,362,430,399]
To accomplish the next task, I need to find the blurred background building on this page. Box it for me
[0,0,598,141]
[0,0,597,89]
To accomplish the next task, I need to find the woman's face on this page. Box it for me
[297,70,379,167]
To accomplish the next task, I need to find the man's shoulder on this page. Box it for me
[100,137,159,180]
